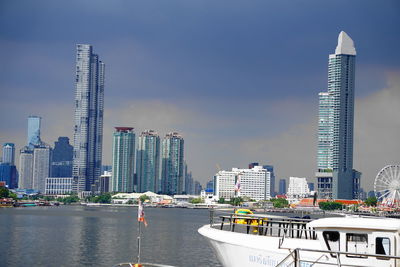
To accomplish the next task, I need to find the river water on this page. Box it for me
[0,205,222,267]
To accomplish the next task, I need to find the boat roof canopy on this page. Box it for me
[309,217,400,232]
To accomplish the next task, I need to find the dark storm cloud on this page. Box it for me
[1,0,399,103]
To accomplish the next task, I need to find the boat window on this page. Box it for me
[376,237,390,259]
[346,233,368,258]
[323,231,340,256]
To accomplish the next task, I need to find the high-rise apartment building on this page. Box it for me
[27,116,41,148]
[72,44,105,193]
[111,127,135,192]
[2,143,15,165]
[316,31,360,200]
[19,147,34,189]
[136,130,160,193]
[248,162,276,197]
[161,132,184,195]
[51,137,73,177]
[32,144,51,193]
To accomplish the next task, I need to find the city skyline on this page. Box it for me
[0,1,399,191]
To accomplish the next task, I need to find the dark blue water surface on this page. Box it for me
[0,206,221,267]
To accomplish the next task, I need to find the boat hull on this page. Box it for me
[198,224,398,267]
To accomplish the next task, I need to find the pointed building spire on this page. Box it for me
[335,31,356,55]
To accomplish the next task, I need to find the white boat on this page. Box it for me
[198,211,400,266]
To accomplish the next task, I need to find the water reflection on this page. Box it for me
[0,206,221,267]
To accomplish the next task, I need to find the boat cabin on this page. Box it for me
[309,217,400,266]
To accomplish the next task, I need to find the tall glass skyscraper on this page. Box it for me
[72,44,105,193]
[136,130,160,193]
[27,116,41,148]
[316,31,360,200]
[161,132,184,195]
[111,127,135,192]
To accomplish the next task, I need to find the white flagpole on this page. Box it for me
[137,220,141,264]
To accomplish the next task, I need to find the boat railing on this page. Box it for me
[208,208,317,240]
[113,262,176,267]
[276,247,400,267]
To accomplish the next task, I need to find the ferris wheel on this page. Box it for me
[374,165,400,206]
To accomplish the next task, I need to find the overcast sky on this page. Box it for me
[0,0,399,192]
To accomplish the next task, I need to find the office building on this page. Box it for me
[214,166,271,201]
[316,31,360,199]
[278,179,286,195]
[51,137,73,177]
[2,143,15,165]
[100,171,111,193]
[0,143,17,189]
[0,163,17,189]
[72,44,105,193]
[206,179,213,192]
[161,132,184,195]
[19,147,34,189]
[111,127,135,192]
[27,116,41,148]
[308,182,315,192]
[136,130,160,193]
[32,144,51,193]
[263,165,275,197]
[194,180,203,195]
[45,177,73,195]
[184,163,194,195]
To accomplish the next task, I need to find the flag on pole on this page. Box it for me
[137,200,148,227]
[234,174,241,192]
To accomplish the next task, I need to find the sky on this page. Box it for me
[0,0,399,192]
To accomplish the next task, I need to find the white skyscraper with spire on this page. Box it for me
[316,31,360,200]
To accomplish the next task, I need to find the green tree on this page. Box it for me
[97,193,112,203]
[218,197,225,204]
[270,198,289,208]
[139,194,150,203]
[319,201,343,211]
[230,197,243,206]
[364,196,377,207]
[0,187,10,198]
[43,196,55,201]
[190,197,203,204]
[0,187,17,200]
[61,194,80,205]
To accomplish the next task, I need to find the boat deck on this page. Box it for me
[211,209,317,240]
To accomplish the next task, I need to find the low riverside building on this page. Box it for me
[45,177,73,195]
[112,191,173,204]
[214,166,271,201]
[287,177,311,204]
